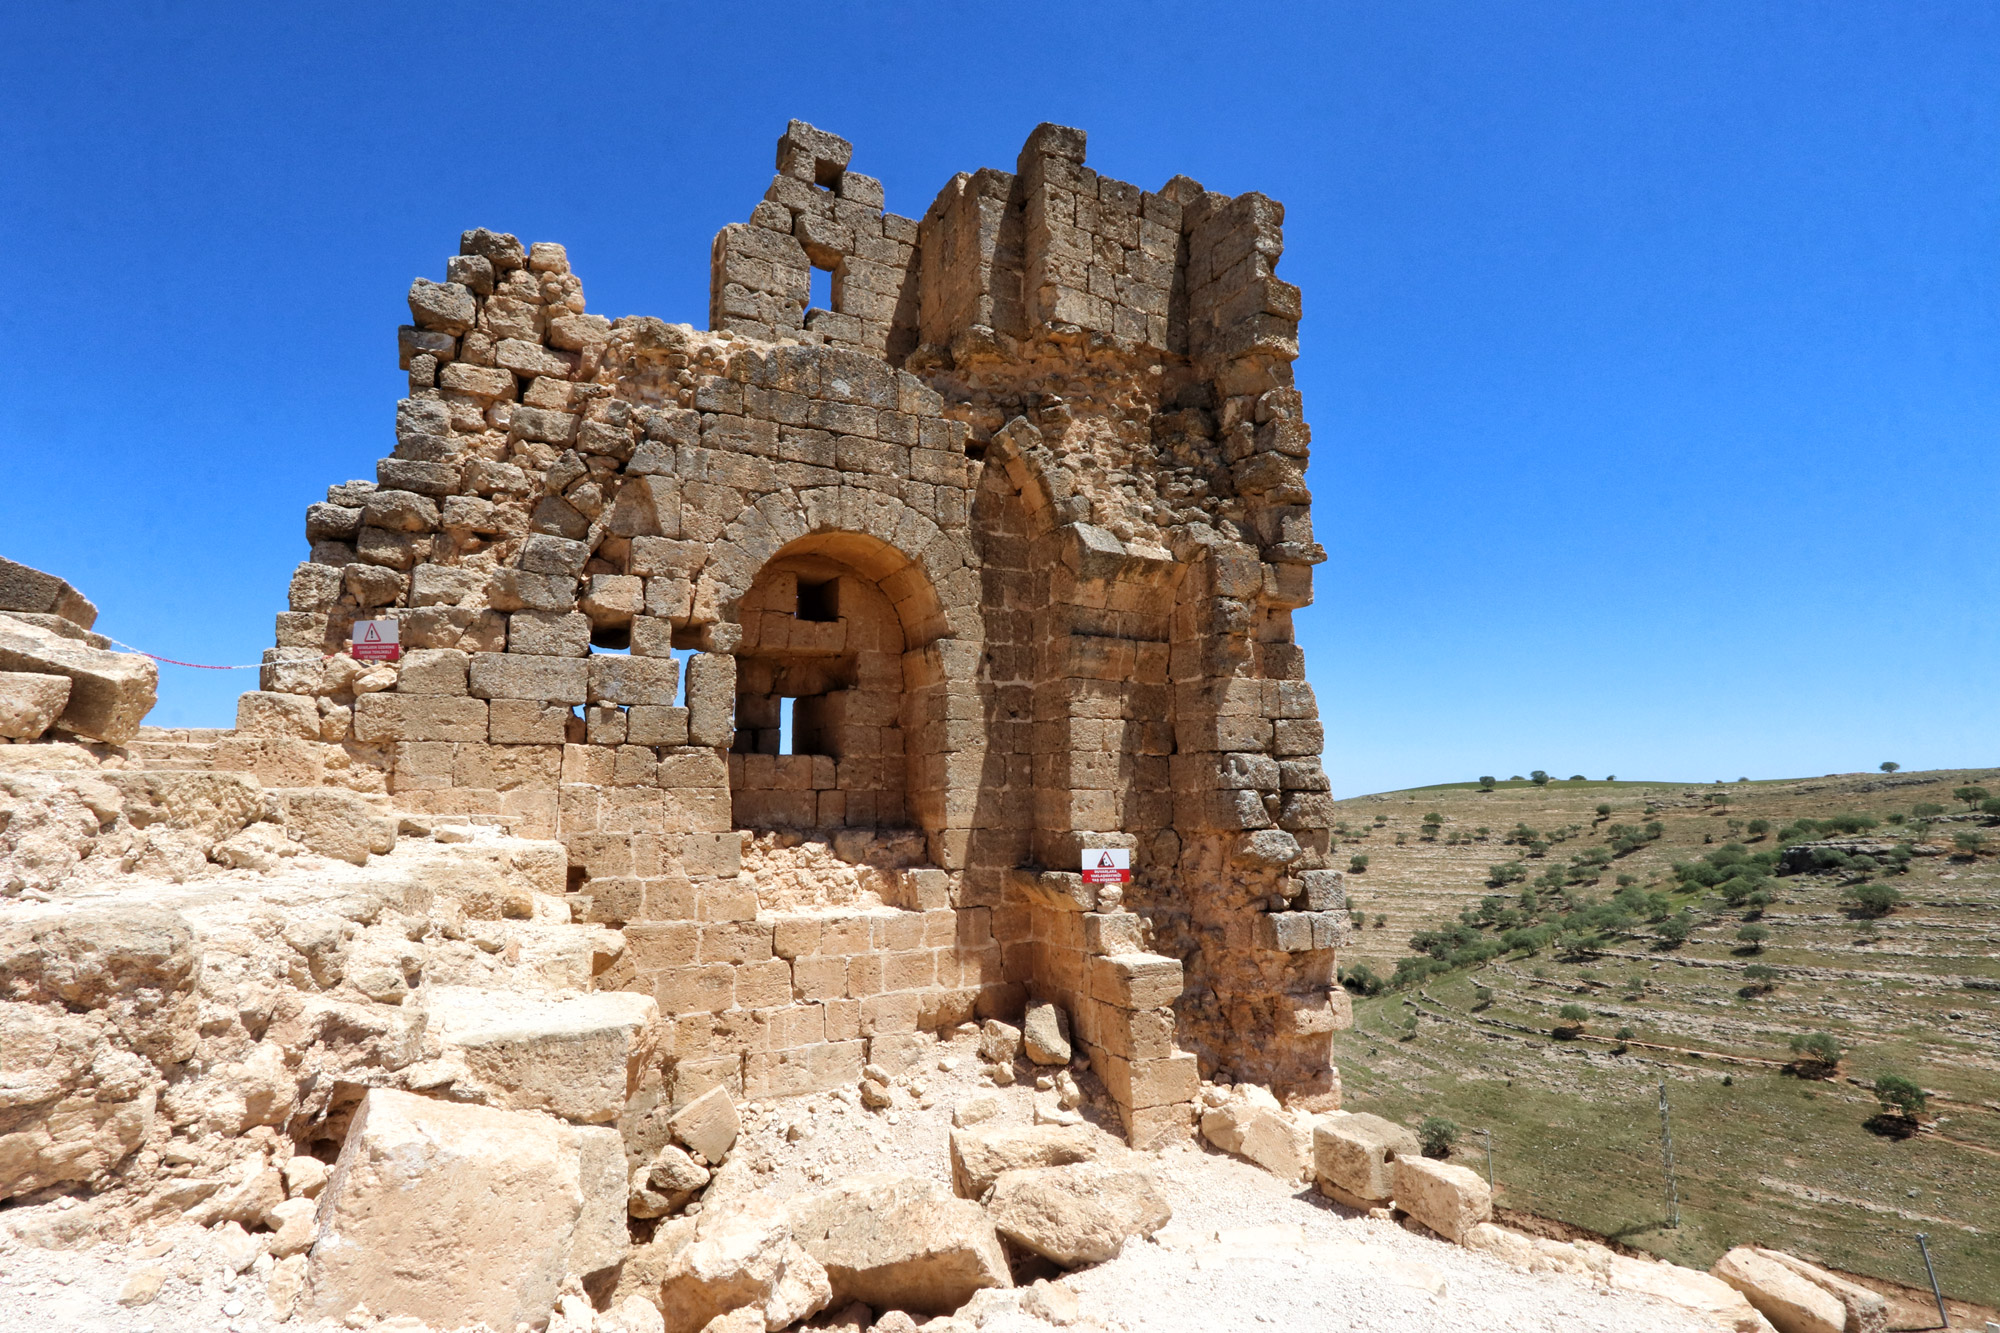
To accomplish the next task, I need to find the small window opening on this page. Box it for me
[670,647,695,705]
[796,577,838,622]
[808,264,834,314]
[815,162,844,191]
[780,697,796,755]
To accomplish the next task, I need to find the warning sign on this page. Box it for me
[350,619,400,662]
[1081,848,1131,885]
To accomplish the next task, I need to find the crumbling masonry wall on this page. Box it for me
[243,120,1348,1137]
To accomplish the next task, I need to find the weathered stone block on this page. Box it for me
[353,694,489,743]
[0,616,156,745]
[1393,1154,1491,1243]
[306,1089,624,1330]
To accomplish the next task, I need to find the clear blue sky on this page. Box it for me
[2,3,1994,796]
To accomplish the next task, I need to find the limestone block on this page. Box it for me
[1753,1249,1887,1333]
[659,1195,831,1333]
[986,1163,1170,1267]
[629,1142,710,1219]
[1392,1154,1491,1243]
[273,788,398,866]
[947,1123,1107,1200]
[628,704,690,746]
[1022,1001,1072,1065]
[352,693,489,743]
[1313,1111,1420,1205]
[521,534,591,578]
[669,1084,741,1162]
[591,654,680,707]
[1603,1254,1777,1333]
[469,652,588,704]
[509,609,591,657]
[489,698,570,743]
[306,1088,626,1330]
[1087,953,1182,1010]
[0,615,157,744]
[488,568,580,612]
[425,986,661,1125]
[1712,1248,1847,1333]
[0,555,97,628]
[236,690,320,738]
[686,652,736,747]
[1200,1090,1311,1182]
[408,278,476,334]
[396,648,470,695]
[786,1173,1011,1315]
[1297,868,1345,911]
[0,671,70,741]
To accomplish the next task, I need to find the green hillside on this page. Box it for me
[1326,768,2000,1306]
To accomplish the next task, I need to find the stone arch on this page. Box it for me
[716,512,981,863]
[692,485,979,646]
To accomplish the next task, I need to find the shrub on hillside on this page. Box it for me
[1736,924,1769,952]
[1338,962,1385,996]
[1848,882,1903,917]
[1478,776,1496,791]
[1952,830,1987,856]
[1417,1116,1460,1158]
[1531,771,1550,786]
[1953,785,1989,808]
[1873,1072,1928,1121]
[1655,915,1694,947]
[1789,1032,1841,1076]
[1348,854,1370,874]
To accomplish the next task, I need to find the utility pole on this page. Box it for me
[1657,1080,1681,1228]
[1914,1233,1947,1329]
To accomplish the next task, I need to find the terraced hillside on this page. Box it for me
[1326,769,2000,1310]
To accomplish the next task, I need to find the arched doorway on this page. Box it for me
[727,531,948,835]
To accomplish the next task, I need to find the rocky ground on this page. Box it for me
[0,1027,1726,1333]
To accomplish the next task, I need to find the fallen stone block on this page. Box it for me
[1022,1001,1072,1065]
[1391,1154,1491,1243]
[1713,1247,1847,1333]
[1607,1254,1776,1333]
[671,1084,741,1162]
[424,985,660,1125]
[977,1018,1021,1065]
[306,1087,626,1330]
[630,1144,710,1219]
[273,787,398,866]
[659,1195,831,1333]
[985,1162,1171,1267]
[1313,1110,1421,1207]
[0,555,97,628]
[786,1173,1011,1315]
[1199,1085,1310,1181]
[0,615,156,744]
[0,671,70,741]
[1754,1249,1887,1333]
[948,1122,1108,1200]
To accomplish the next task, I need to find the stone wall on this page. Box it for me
[242,119,1348,1137]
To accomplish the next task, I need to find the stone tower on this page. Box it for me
[249,120,1347,1140]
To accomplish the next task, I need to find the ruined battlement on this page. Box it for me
[246,120,1344,1133]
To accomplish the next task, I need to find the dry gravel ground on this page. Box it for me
[0,1028,1723,1333]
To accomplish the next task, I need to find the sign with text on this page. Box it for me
[1081,848,1131,884]
[350,619,401,662]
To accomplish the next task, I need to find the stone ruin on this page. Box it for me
[234,118,1349,1140]
[0,120,1899,1333]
